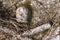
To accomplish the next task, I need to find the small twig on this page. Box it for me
[47,34,59,40]
[10,21,20,31]
[42,23,59,40]
[16,34,33,40]
[6,0,19,9]
[22,23,51,36]
[0,26,16,35]
[0,26,32,40]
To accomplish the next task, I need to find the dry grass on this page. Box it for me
[0,0,60,40]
